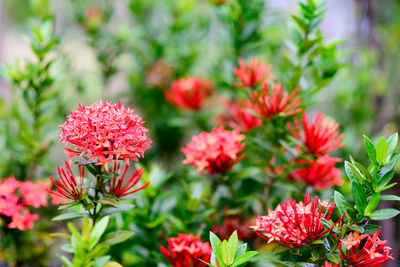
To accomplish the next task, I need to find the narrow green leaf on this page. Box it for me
[351,183,367,214]
[221,240,231,265]
[364,135,378,166]
[380,195,400,201]
[370,208,400,220]
[345,162,364,183]
[378,170,395,189]
[319,218,332,230]
[365,192,380,215]
[52,212,86,221]
[334,191,347,216]
[89,216,110,249]
[227,231,238,264]
[100,230,134,246]
[231,251,258,267]
[387,133,398,156]
[209,232,223,265]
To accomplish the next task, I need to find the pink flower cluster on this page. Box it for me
[58,100,151,167]
[0,176,49,230]
[160,233,212,267]
[182,127,245,174]
[219,99,261,132]
[251,194,344,248]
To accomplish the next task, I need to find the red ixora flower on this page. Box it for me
[160,233,212,267]
[98,161,149,197]
[49,161,85,205]
[19,181,50,208]
[339,230,394,266]
[8,210,39,231]
[165,77,212,110]
[234,58,273,88]
[289,156,343,189]
[182,127,245,174]
[302,112,344,155]
[249,83,301,120]
[58,100,151,167]
[219,99,261,132]
[250,194,344,248]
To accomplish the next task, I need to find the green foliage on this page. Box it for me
[335,133,400,224]
[54,216,132,267]
[207,231,257,267]
[1,19,59,180]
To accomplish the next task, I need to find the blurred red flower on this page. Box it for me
[234,58,273,88]
[219,99,261,132]
[251,194,344,248]
[212,214,252,241]
[19,180,50,208]
[249,83,301,120]
[339,230,394,266]
[289,156,343,189]
[182,127,245,174]
[0,176,45,231]
[165,77,212,110]
[8,210,39,231]
[59,100,151,167]
[49,161,85,205]
[98,161,149,197]
[160,233,212,267]
[302,112,344,155]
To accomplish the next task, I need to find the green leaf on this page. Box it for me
[370,208,400,220]
[364,135,378,166]
[345,162,363,183]
[221,240,231,265]
[351,182,367,214]
[186,198,200,212]
[235,243,247,258]
[100,230,134,246]
[89,216,110,249]
[319,218,332,230]
[378,170,395,189]
[380,195,400,201]
[362,224,382,235]
[365,192,380,215]
[144,214,168,229]
[209,232,223,265]
[387,133,398,156]
[49,233,71,239]
[52,212,86,221]
[231,251,258,267]
[376,137,388,165]
[353,162,374,184]
[347,224,364,233]
[334,191,347,216]
[227,231,238,264]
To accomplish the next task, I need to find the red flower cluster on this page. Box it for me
[289,156,343,189]
[160,233,212,267]
[182,127,245,174]
[251,194,344,248]
[339,230,394,266]
[302,113,344,155]
[0,176,49,230]
[234,58,273,88]
[212,214,252,241]
[98,161,149,197]
[219,99,261,132]
[287,113,344,189]
[58,100,151,167]
[324,261,339,267]
[165,77,212,110]
[249,83,301,120]
[49,161,85,205]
